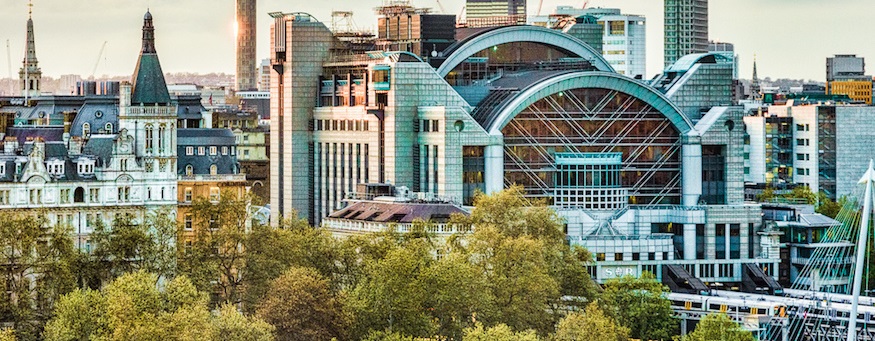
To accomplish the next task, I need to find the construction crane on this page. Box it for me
[582,0,589,9]
[90,41,107,79]
[537,0,543,16]
[434,0,446,13]
[6,40,12,96]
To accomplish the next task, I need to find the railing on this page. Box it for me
[322,218,471,235]
[178,174,247,182]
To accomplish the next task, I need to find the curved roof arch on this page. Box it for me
[436,25,614,77]
[484,71,694,136]
[666,52,733,73]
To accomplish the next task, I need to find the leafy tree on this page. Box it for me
[0,329,15,341]
[554,302,629,341]
[600,273,677,341]
[43,271,274,341]
[255,267,343,341]
[756,186,776,203]
[0,212,77,340]
[362,331,433,341]
[462,323,540,341]
[213,304,275,341]
[680,313,754,341]
[424,252,493,340]
[785,185,816,204]
[347,242,436,339]
[179,189,252,305]
[816,192,846,219]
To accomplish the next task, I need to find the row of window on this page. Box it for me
[0,185,173,206]
[184,146,235,156]
[796,138,810,146]
[798,168,812,176]
[420,119,440,132]
[595,252,669,261]
[82,122,113,135]
[182,187,221,203]
[314,119,370,132]
[796,153,810,161]
[796,123,811,132]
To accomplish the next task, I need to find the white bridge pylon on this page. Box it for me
[850,159,875,341]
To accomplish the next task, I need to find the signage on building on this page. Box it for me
[599,265,639,279]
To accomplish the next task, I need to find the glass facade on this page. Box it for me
[444,42,595,86]
[501,87,682,205]
[817,106,836,199]
[701,145,726,205]
[462,146,485,205]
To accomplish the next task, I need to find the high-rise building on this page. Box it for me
[826,54,872,104]
[597,14,646,78]
[257,59,270,92]
[19,3,41,98]
[664,0,709,67]
[465,0,526,27]
[708,41,737,79]
[236,0,256,91]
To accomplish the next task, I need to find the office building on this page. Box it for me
[236,0,256,91]
[257,59,271,92]
[376,2,456,59]
[826,55,872,104]
[651,52,735,119]
[464,0,526,27]
[598,14,646,78]
[269,12,779,286]
[664,0,709,67]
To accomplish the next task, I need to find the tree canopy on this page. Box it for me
[680,313,754,341]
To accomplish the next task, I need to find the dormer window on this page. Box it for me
[105,123,113,133]
[76,159,96,175]
[46,160,65,176]
[82,123,91,136]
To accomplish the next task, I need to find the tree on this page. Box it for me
[213,304,274,341]
[462,323,540,341]
[0,329,16,341]
[347,242,436,339]
[43,271,274,341]
[681,313,754,341]
[554,302,629,341]
[179,189,252,305]
[816,192,846,219]
[423,252,493,340]
[756,186,775,203]
[785,185,816,204]
[600,273,677,341]
[0,212,77,341]
[255,267,343,341]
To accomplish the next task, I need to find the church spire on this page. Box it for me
[751,54,761,100]
[19,0,41,98]
[141,9,156,54]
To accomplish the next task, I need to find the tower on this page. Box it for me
[663,0,708,66]
[751,54,761,99]
[236,0,256,91]
[19,0,41,98]
[119,10,177,181]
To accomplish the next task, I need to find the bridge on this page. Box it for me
[664,161,875,341]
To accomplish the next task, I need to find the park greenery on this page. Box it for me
[0,186,696,340]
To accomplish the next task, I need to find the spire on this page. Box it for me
[130,10,170,105]
[751,54,761,99]
[19,0,41,98]
[141,9,156,54]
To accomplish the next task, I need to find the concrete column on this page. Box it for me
[682,142,702,206]
[684,223,696,260]
[484,144,504,194]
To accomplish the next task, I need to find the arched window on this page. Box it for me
[158,125,165,154]
[105,123,113,133]
[82,123,91,136]
[209,164,217,175]
[185,164,193,176]
[145,124,154,152]
[73,187,85,203]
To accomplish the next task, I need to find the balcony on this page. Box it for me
[178,174,247,182]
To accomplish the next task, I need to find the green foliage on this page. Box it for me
[362,331,433,341]
[755,185,775,202]
[787,186,817,204]
[680,313,754,341]
[43,271,274,341]
[816,192,846,219]
[0,329,16,341]
[213,304,275,341]
[462,323,540,341]
[255,267,342,341]
[600,272,677,341]
[554,302,629,341]
[0,212,77,340]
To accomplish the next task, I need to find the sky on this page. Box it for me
[0,0,873,81]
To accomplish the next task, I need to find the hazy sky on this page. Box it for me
[0,0,872,81]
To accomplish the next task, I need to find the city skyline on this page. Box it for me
[0,0,873,81]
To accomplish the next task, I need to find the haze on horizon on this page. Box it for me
[0,0,871,81]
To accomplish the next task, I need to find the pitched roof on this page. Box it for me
[131,53,171,105]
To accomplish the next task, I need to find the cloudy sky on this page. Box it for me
[0,0,872,81]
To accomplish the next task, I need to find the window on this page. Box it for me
[29,189,42,204]
[185,165,193,176]
[0,190,11,205]
[158,125,166,153]
[184,188,192,202]
[209,164,217,175]
[89,188,100,203]
[197,147,205,155]
[184,214,193,230]
[796,153,809,161]
[186,146,194,155]
[118,186,131,202]
[105,123,113,133]
[145,125,153,152]
[222,146,228,155]
[60,188,71,204]
[422,120,430,132]
[0,163,4,175]
[82,123,90,136]
[209,187,220,202]
[432,120,439,132]
[231,146,236,155]
[243,150,250,157]
[209,146,217,155]
[74,187,85,203]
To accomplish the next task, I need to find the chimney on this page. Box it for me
[120,82,132,113]
[68,136,83,156]
[4,137,18,154]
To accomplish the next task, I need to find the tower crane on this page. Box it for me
[537,0,543,15]
[582,0,589,9]
[6,40,12,95]
[434,0,446,13]
[90,41,107,79]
